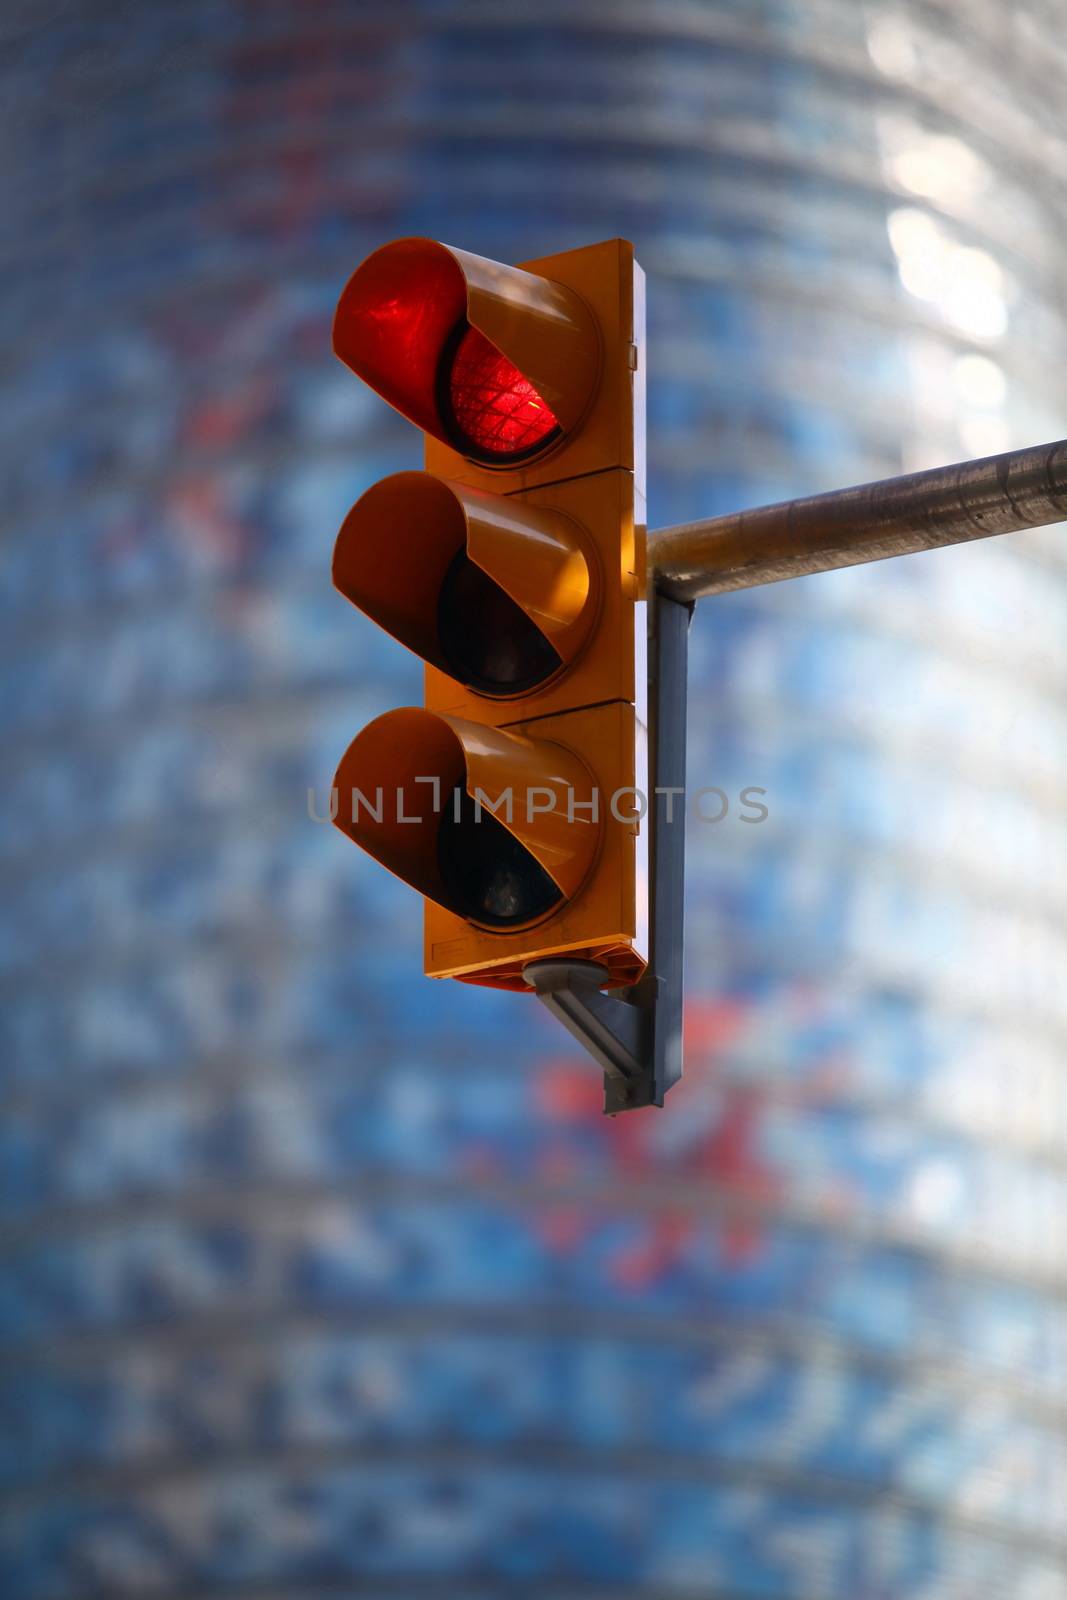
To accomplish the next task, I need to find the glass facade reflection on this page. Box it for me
[2,2,1066,1595]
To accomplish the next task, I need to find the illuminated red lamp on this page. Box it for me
[332,237,598,468]
[442,326,560,461]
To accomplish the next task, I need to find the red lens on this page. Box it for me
[444,326,560,461]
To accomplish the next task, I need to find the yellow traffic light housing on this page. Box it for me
[329,235,684,1108]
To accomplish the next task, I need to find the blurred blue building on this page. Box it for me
[2,2,1066,1595]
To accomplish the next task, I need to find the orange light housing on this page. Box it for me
[333,471,598,702]
[332,237,599,468]
[334,708,601,930]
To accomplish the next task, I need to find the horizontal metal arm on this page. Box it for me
[648,437,1067,603]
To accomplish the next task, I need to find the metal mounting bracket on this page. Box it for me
[525,589,691,1113]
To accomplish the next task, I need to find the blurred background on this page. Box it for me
[2,1,1067,1595]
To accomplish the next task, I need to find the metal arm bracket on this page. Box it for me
[526,435,1067,1108]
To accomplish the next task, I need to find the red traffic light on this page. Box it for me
[329,237,648,998]
[332,237,599,468]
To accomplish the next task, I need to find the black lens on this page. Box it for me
[438,785,562,928]
[437,548,561,696]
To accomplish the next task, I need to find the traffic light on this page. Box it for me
[330,236,647,993]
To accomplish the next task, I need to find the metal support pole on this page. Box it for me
[649,438,1067,603]
[645,587,690,1103]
